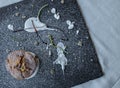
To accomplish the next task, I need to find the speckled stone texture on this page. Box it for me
[0,0,103,88]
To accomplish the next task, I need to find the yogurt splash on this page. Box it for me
[66,20,75,30]
[53,42,67,74]
[24,17,56,32]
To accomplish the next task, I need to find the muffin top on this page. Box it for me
[6,50,38,80]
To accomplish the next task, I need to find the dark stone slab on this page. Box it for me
[0,0,103,88]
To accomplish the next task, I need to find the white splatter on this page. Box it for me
[53,42,67,74]
[66,20,75,29]
[66,20,71,25]
[76,30,79,35]
[24,17,56,32]
[49,50,52,56]
[8,24,14,31]
[51,8,60,20]
[54,13,60,20]
[46,44,49,50]
[51,8,56,14]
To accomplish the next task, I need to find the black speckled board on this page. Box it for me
[0,0,103,88]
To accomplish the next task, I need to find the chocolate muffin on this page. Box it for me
[5,50,39,80]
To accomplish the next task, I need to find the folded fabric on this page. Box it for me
[0,0,22,8]
[73,0,120,88]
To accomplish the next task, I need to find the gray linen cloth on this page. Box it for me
[73,0,120,88]
[0,0,22,8]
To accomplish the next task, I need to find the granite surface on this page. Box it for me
[0,0,103,88]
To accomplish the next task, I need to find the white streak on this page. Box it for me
[49,50,52,56]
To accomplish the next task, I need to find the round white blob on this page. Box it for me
[51,8,56,14]
[68,24,74,30]
[66,20,71,25]
[8,24,14,31]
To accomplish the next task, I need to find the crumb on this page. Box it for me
[61,0,64,4]
[31,4,34,7]
[21,47,25,50]
[50,69,55,75]
[16,42,19,47]
[73,53,75,56]
[15,6,18,9]
[46,44,49,50]
[84,53,87,56]
[17,33,20,36]
[49,50,52,56]
[51,0,54,2]
[48,10,50,13]
[86,36,89,39]
[54,13,60,20]
[15,12,20,17]
[77,41,82,47]
[90,59,93,62]
[76,30,79,35]
[22,15,26,19]
[74,57,77,60]
[68,31,71,34]
[34,41,39,46]
[82,59,84,62]
[6,49,11,53]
